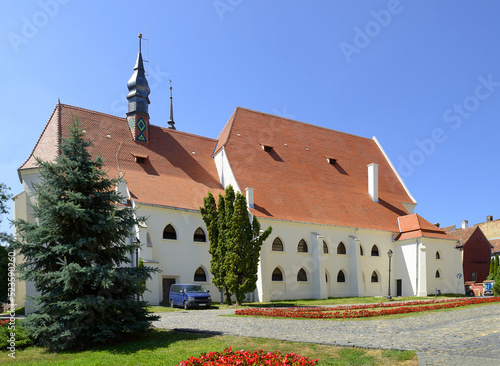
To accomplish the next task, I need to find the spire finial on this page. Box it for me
[167,79,176,130]
[138,33,142,53]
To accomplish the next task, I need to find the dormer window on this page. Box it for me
[261,143,273,152]
[325,156,337,165]
[132,153,148,164]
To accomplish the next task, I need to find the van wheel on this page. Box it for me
[170,299,174,308]
[183,301,189,310]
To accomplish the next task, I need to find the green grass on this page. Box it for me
[1,329,417,366]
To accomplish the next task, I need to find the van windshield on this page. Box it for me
[185,285,208,293]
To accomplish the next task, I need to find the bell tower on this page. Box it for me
[126,34,150,142]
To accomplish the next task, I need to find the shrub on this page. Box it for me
[0,319,34,349]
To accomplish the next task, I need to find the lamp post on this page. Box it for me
[387,249,393,300]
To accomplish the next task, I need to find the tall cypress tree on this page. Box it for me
[201,185,271,306]
[8,119,157,350]
[488,257,495,280]
[495,254,499,278]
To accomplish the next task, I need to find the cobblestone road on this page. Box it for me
[153,303,500,365]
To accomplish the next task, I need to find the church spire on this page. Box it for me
[167,80,176,130]
[126,33,151,142]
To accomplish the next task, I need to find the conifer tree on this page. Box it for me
[488,257,495,280]
[493,267,500,296]
[494,254,499,278]
[201,185,271,305]
[0,183,12,302]
[8,119,157,350]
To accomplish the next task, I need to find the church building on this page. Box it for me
[14,42,464,309]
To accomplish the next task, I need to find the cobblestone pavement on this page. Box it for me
[153,303,500,365]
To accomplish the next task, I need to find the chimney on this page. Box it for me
[487,215,493,222]
[367,163,379,202]
[245,187,254,208]
[461,220,468,229]
[434,223,440,228]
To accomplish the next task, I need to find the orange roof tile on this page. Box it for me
[394,214,456,241]
[21,104,224,211]
[490,239,500,253]
[220,107,415,232]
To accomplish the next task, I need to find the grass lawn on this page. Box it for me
[2,329,417,366]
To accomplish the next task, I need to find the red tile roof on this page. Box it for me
[490,239,500,253]
[447,226,493,249]
[21,104,225,211]
[394,214,456,241]
[21,104,444,235]
[219,107,415,232]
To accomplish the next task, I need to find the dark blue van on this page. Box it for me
[169,284,212,309]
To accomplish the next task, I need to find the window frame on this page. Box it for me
[297,268,308,282]
[297,239,308,253]
[194,267,207,282]
[272,237,284,252]
[272,267,283,282]
[193,227,207,242]
[163,224,177,240]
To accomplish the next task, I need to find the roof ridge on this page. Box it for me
[236,106,374,142]
[18,103,60,173]
[153,124,217,142]
[214,107,238,154]
[59,103,125,121]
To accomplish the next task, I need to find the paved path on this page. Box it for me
[153,303,500,365]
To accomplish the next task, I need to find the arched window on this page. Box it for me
[325,271,329,282]
[371,245,379,257]
[272,237,284,251]
[435,251,441,259]
[163,224,177,240]
[360,244,364,256]
[337,270,346,283]
[435,270,441,278]
[337,242,346,255]
[193,227,206,242]
[194,267,207,282]
[297,239,308,253]
[371,271,379,283]
[272,267,283,281]
[297,268,308,282]
[323,240,329,254]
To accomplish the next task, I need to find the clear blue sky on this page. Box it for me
[1,0,500,235]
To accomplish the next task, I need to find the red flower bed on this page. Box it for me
[178,347,318,366]
[235,297,500,319]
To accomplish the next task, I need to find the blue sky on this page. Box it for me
[1,0,500,235]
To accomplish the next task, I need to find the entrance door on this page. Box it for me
[163,278,176,304]
[396,279,402,297]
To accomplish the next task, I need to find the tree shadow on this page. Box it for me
[41,329,221,355]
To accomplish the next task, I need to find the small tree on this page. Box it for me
[201,185,272,305]
[0,183,12,302]
[8,119,158,350]
[493,270,500,296]
[488,257,494,280]
[495,254,499,278]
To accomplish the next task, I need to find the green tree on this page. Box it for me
[495,254,499,277]
[493,270,500,296]
[201,185,272,305]
[0,183,12,302]
[488,257,495,280]
[7,119,157,350]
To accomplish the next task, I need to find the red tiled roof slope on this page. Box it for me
[395,214,456,241]
[447,226,493,249]
[490,239,500,253]
[221,107,415,232]
[20,104,224,211]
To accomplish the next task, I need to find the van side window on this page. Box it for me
[171,285,179,293]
